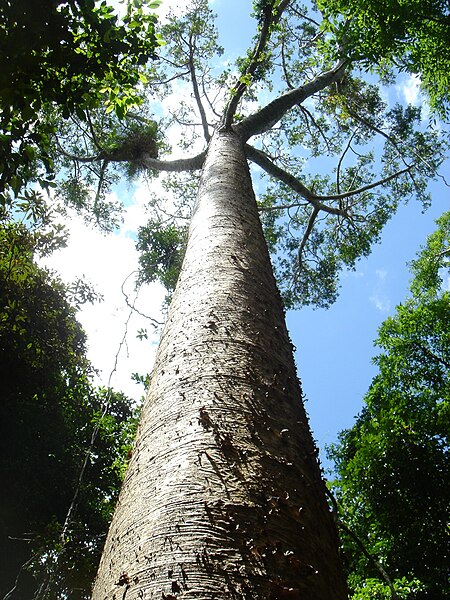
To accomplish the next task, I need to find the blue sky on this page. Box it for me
[292,191,449,471]
[44,0,450,473]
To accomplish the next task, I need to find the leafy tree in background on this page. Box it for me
[0,212,138,599]
[328,212,450,599]
[0,0,161,203]
[318,0,450,117]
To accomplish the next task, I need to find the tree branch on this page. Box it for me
[280,34,294,89]
[410,340,450,370]
[235,60,347,140]
[139,151,207,172]
[122,271,163,328]
[58,141,207,173]
[3,554,39,600]
[298,206,319,266]
[94,159,109,218]
[299,105,333,153]
[86,110,106,153]
[188,34,211,142]
[336,130,358,195]
[222,0,292,129]
[325,488,398,600]
[56,142,102,163]
[314,166,412,201]
[339,88,444,181]
[245,144,345,216]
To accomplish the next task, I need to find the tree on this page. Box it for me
[328,212,450,599]
[16,0,448,597]
[0,0,161,203]
[317,0,450,117]
[0,212,138,599]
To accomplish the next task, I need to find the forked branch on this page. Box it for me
[314,166,412,201]
[188,33,211,142]
[245,144,345,216]
[246,144,413,208]
[222,0,291,129]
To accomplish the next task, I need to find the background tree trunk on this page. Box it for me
[91,131,346,599]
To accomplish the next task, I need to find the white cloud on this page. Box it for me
[369,293,390,312]
[39,200,166,403]
[396,74,431,119]
[396,74,421,106]
[342,269,364,279]
[369,268,390,312]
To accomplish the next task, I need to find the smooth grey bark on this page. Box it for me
[91,131,346,599]
[234,61,346,141]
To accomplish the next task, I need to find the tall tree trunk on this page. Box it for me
[91,131,347,599]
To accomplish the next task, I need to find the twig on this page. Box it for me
[325,487,398,599]
[298,206,319,266]
[3,554,38,600]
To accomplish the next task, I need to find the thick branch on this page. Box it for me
[235,60,346,140]
[245,144,345,216]
[139,151,207,172]
[59,144,206,173]
[247,144,412,211]
[222,0,291,129]
[57,142,102,163]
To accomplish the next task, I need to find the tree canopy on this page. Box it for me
[318,0,450,117]
[0,0,161,203]
[40,0,448,309]
[328,212,450,599]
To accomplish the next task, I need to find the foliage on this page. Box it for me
[409,210,450,297]
[328,213,450,599]
[318,0,450,117]
[53,106,163,231]
[137,218,188,292]
[0,0,161,203]
[349,577,426,599]
[0,215,138,599]
[258,86,445,308]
